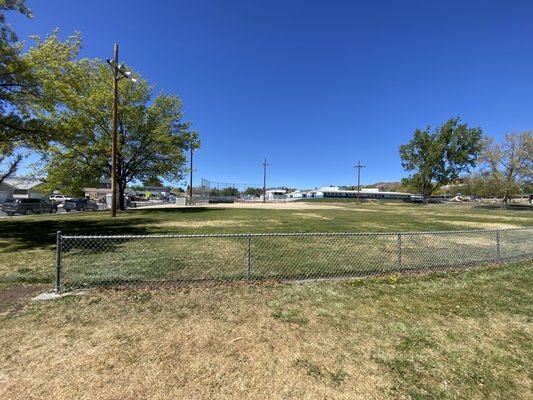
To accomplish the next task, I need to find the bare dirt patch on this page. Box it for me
[0,285,45,315]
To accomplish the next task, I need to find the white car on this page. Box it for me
[49,195,72,203]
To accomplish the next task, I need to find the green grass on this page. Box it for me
[1,260,531,399]
[0,202,531,285]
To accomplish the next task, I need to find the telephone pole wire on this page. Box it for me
[354,161,366,204]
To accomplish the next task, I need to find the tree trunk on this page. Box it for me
[501,189,509,209]
[422,193,428,205]
[118,182,127,211]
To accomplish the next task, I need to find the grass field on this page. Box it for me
[0,201,532,285]
[0,201,532,399]
[1,260,532,399]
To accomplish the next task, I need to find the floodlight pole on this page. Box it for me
[111,44,119,217]
[262,158,269,203]
[354,161,366,204]
[108,43,136,216]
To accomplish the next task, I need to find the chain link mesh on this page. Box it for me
[57,228,533,291]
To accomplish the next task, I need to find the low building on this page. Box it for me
[83,187,112,202]
[264,189,287,201]
[1,177,44,200]
[140,186,172,199]
[319,186,411,200]
[287,189,323,199]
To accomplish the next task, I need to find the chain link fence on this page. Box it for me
[55,228,533,292]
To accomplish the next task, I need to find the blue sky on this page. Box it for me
[9,0,533,188]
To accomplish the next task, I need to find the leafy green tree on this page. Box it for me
[243,187,263,197]
[142,177,164,187]
[399,117,483,204]
[1,2,79,183]
[478,132,532,205]
[37,55,199,209]
[209,187,239,197]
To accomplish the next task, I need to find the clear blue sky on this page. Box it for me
[10,0,533,188]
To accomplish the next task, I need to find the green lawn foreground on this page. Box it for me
[0,201,532,284]
[0,260,531,399]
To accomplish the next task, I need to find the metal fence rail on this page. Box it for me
[55,228,533,292]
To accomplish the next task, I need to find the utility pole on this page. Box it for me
[107,44,136,217]
[189,146,194,205]
[110,44,119,217]
[262,158,269,203]
[354,161,366,204]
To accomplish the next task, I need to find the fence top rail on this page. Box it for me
[59,227,532,240]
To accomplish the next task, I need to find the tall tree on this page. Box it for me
[399,117,483,204]
[0,1,80,183]
[0,0,31,183]
[478,132,532,205]
[38,57,199,209]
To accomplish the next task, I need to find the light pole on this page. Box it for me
[106,43,136,217]
[262,158,269,203]
[354,161,366,204]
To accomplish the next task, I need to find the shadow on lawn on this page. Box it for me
[0,207,222,252]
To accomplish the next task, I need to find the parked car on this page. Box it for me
[62,198,99,212]
[49,194,72,203]
[2,198,58,216]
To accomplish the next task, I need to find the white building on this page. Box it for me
[263,189,287,201]
[1,177,44,201]
[318,186,411,200]
[287,189,324,199]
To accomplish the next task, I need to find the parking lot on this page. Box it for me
[0,203,107,217]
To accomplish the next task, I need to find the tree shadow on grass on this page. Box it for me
[0,207,222,252]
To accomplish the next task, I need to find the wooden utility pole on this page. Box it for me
[354,161,366,204]
[189,146,194,205]
[111,43,119,217]
[262,158,269,203]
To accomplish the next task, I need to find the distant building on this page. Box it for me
[287,189,323,199]
[318,186,410,200]
[139,186,172,199]
[83,182,171,203]
[0,177,44,201]
[264,189,287,201]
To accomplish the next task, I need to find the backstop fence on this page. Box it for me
[55,228,533,292]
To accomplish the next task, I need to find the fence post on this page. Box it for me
[396,233,402,272]
[496,230,501,263]
[55,231,62,293]
[246,234,252,280]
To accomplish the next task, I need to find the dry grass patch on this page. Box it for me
[153,219,245,228]
[444,220,521,229]
[208,202,345,210]
[1,260,532,399]
[292,212,332,220]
